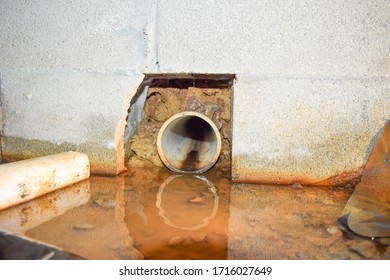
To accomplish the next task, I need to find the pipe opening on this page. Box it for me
[157,111,221,173]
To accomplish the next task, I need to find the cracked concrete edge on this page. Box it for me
[114,74,146,175]
[2,74,151,176]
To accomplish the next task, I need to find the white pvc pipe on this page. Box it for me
[0,151,90,211]
[0,181,90,234]
[157,111,221,173]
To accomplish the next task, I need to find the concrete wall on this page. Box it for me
[1,0,389,184]
[156,0,390,185]
[0,0,151,174]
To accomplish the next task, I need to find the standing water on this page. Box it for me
[0,165,388,259]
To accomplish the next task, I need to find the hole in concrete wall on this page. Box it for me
[157,111,222,173]
[124,74,235,174]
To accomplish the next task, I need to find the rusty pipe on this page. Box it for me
[157,111,221,173]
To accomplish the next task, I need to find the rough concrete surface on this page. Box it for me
[231,78,389,185]
[0,0,389,182]
[0,0,150,174]
[156,0,390,184]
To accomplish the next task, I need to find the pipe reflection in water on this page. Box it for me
[156,175,219,231]
[0,180,90,234]
[123,167,229,260]
[24,176,143,260]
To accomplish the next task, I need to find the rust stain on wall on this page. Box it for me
[232,129,377,186]
[2,136,119,176]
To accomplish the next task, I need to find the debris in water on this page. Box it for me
[191,233,207,243]
[72,223,95,232]
[288,183,303,189]
[326,227,341,235]
[93,199,116,209]
[188,193,206,204]
[168,236,183,246]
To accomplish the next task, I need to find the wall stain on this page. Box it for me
[3,136,120,176]
[232,131,374,186]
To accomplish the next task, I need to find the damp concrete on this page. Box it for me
[0,165,388,260]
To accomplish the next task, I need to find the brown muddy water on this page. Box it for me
[0,166,389,260]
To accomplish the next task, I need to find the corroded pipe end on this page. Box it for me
[157,111,222,173]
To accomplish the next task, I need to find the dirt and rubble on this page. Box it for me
[127,86,231,170]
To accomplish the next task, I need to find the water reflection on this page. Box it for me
[24,176,143,260]
[156,175,219,231]
[123,168,229,260]
[0,180,90,234]
[2,161,387,259]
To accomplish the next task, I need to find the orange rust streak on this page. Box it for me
[232,167,363,186]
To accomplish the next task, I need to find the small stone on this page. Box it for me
[188,195,205,204]
[73,223,94,231]
[289,183,303,189]
[191,233,207,243]
[327,226,341,235]
[349,240,378,258]
[168,236,183,246]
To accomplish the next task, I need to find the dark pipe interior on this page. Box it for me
[179,117,213,171]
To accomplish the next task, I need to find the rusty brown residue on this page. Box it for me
[1,164,389,259]
[180,150,199,171]
[2,136,121,176]
[316,167,363,186]
[232,165,363,187]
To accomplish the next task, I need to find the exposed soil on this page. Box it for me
[127,87,231,170]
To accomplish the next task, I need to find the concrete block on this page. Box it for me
[0,71,142,175]
[157,0,390,78]
[0,0,389,182]
[0,0,149,175]
[231,76,390,185]
[0,151,90,210]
